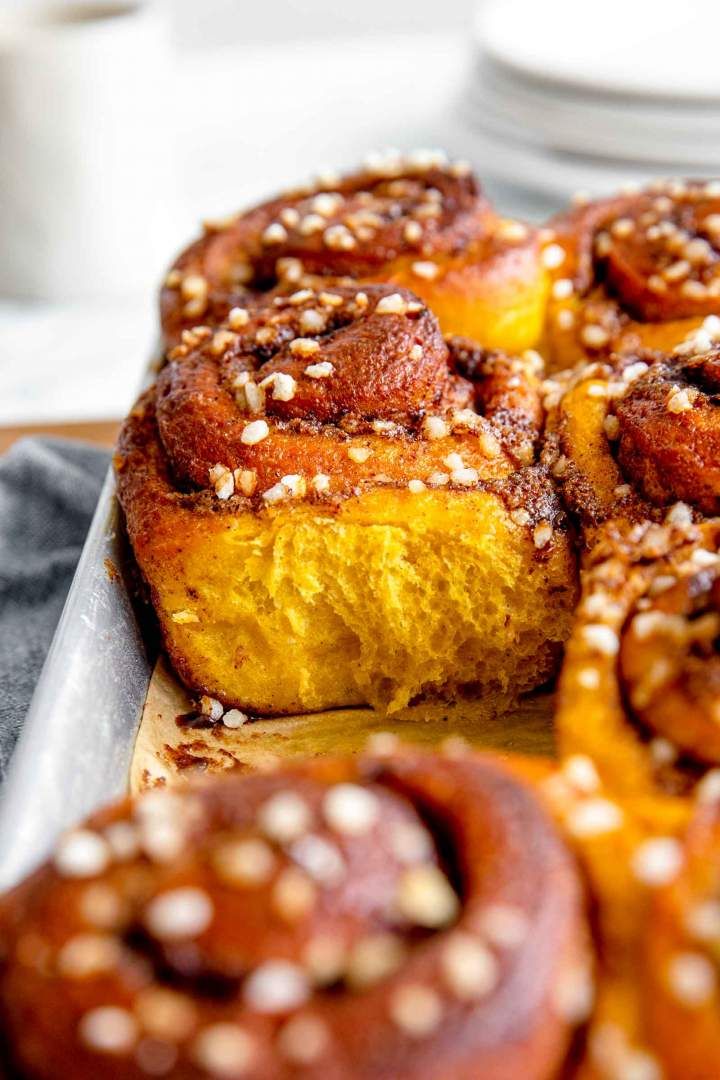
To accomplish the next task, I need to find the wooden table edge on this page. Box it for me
[0,420,120,456]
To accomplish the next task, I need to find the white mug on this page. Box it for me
[0,1,180,300]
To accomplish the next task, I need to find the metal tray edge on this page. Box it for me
[0,467,151,889]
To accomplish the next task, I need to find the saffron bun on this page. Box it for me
[548,339,720,822]
[116,282,576,716]
[1,739,683,1080]
[0,749,589,1080]
[613,344,720,517]
[540,754,672,1080]
[543,180,720,371]
[642,792,720,1079]
[543,341,720,548]
[160,151,549,354]
[555,515,720,825]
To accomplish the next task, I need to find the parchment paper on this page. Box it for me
[131,656,555,793]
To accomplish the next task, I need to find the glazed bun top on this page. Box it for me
[0,749,588,1080]
[160,151,492,344]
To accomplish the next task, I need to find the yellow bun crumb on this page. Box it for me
[135,488,576,716]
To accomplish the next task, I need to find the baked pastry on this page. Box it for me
[543,340,720,545]
[541,753,673,1080]
[116,282,576,715]
[131,658,557,791]
[555,515,720,824]
[160,150,549,354]
[543,180,720,370]
[546,331,720,821]
[642,789,720,1078]
[0,749,590,1079]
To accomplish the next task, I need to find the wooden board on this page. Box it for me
[131,656,556,793]
[0,419,120,455]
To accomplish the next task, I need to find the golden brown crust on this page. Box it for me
[642,796,720,1079]
[543,341,720,544]
[544,181,720,370]
[157,284,473,497]
[160,159,489,343]
[122,282,562,517]
[619,568,720,766]
[538,755,676,1080]
[615,347,720,516]
[542,355,656,540]
[117,258,579,717]
[556,516,720,814]
[0,750,587,1080]
[115,284,575,716]
[160,154,547,352]
[27,160,720,1075]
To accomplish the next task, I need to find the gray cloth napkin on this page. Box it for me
[0,437,109,781]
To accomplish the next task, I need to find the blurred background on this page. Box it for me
[1,0,718,441]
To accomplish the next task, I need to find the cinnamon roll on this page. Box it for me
[543,340,720,544]
[555,515,720,821]
[0,750,589,1079]
[615,343,720,517]
[116,282,576,715]
[641,789,720,1078]
[540,752,672,1080]
[543,180,720,371]
[161,151,549,354]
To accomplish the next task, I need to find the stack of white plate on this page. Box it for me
[461,0,720,204]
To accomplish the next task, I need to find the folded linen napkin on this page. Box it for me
[0,438,109,781]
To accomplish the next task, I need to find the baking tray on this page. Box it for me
[0,455,559,892]
[0,450,559,894]
[1,279,568,887]
[0,467,152,890]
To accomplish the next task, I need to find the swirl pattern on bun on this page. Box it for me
[155,283,541,500]
[0,750,588,1080]
[161,151,548,354]
[556,516,720,818]
[117,282,576,715]
[543,181,720,370]
[614,344,720,517]
[543,337,720,543]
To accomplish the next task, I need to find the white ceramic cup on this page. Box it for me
[0,1,179,300]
